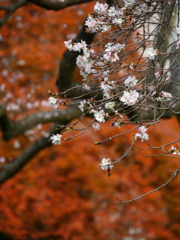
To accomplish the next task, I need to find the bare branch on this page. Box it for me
[115,168,180,204]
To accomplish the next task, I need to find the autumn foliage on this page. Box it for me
[0,2,180,240]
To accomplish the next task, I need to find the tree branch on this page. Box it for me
[0,103,83,183]
[0,122,62,183]
[0,103,81,140]
[28,0,94,11]
[115,168,180,204]
[0,0,27,27]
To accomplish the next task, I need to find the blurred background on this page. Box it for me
[0,1,180,239]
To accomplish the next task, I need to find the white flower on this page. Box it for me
[50,134,62,145]
[124,0,136,7]
[169,146,176,153]
[100,82,113,92]
[151,91,172,101]
[64,39,73,50]
[160,91,172,100]
[76,53,94,75]
[135,126,149,142]
[73,41,87,52]
[101,24,111,32]
[64,39,87,52]
[92,122,100,130]
[105,101,115,110]
[103,51,119,62]
[94,2,108,15]
[48,96,57,105]
[112,18,123,27]
[108,6,117,17]
[79,100,87,112]
[100,158,113,170]
[155,71,161,79]
[85,16,98,33]
[105,42,125,52]
[103,90,111,99]
[147,48,157,60]
[103,43,125,63]
[124,76,138,88]
[120,90,139,106]
[94,110,105,123]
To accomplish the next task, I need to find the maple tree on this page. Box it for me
[0,0,180,239]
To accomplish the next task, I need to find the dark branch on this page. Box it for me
[0,103,81,140]
[28,0,94,11]
[0,0,27,27]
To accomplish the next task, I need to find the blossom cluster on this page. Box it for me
[103,42,125,63]
[151,91,172,101]
[49,0,177,174]
[124,76,138,88]
[85,2,125,33]
[64,39,87,52]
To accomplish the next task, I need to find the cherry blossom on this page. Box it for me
[124,0,136,8]
[48,96,57,105]
[64,39,87,52]
[169,146,180,155]
[79,100,87,112]
[94,2,108,15]
[135,126,149,142]
[50,134,62,145]
[151,91,172,101]
[105,101,115,110]
[124,76,138,88]
[147,48,157,60]
[108,7,117,17]
[100,158,113,170]
[93,110,105,123]
[120,90,139,106]
[112,18,123,27]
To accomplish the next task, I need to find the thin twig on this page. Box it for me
[115,168,180,204]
